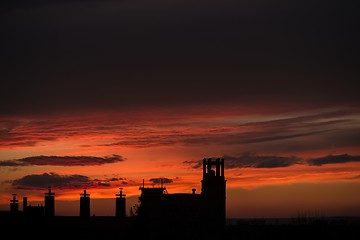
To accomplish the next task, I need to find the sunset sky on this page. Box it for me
[1,0,359,218]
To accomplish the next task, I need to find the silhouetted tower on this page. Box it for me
[23,197,28,213]
[80,188,90,217]
[44,186,55,217]
[10,194,19,214]
[201,158,226,228]
[115,188,126,218]
[138,179,167,220]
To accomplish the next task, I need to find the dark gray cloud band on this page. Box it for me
[185,153,360,169]
[223,153,301,168]
[185,153,301,169]
[10,173,129,189]
[149,178,174,184]
[12,173,92,189]
[0,154,124,167]
[308,154,360,166]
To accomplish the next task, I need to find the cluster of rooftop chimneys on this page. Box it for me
[10,187,127,218]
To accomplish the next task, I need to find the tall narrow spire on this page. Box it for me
[80,188,90,217]
[115,188,126,218]
[44,186,55,217]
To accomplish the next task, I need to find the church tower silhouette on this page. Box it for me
[201,158,226,228]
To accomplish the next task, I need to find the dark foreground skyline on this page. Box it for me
[2,158,359,240]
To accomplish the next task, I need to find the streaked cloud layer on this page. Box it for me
[1,109,359,151]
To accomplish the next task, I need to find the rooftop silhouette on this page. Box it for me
[1,157,359,240]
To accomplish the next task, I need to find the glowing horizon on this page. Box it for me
[1,107,360,217]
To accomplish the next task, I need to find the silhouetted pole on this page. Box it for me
[10,194,19,214]
[115,188,126,218]
[44,186,55,217]
[80,188,90,217]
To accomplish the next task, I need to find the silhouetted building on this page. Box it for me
[115,188,126,218]
[44,186,55,217]
[10,194,19,214]
[80,188,90,217]
[23,196,45,218]
[3,158,227,235]
[3,157,360,240]
[201,158,226,228]
[23,197,27,212]
[137,158,226,232]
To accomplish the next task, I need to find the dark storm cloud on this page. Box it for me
[0,0,359,115]
[149,178,174,184]
[11,173,92,189]
[0,155,124,167]
[186,153,301,169]
[308,154,360,166]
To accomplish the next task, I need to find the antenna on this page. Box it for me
[10,194,18,203]
[80,188,90,198]
[116,188,126,198]
[45,186,55,196]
